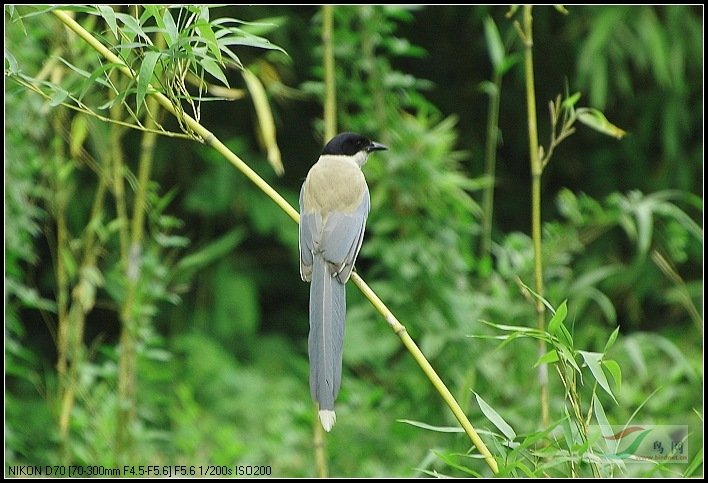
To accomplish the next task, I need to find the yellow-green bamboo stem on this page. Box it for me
[322,5,336,141]
[110,85,138,462]
[130,99,160,261]
[521,5,550,429]
[52,9,499,474]
[350,273,498,473]
[313,406,329,478]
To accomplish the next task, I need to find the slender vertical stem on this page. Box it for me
[322,5,336,141]
[110,75,137,462]
[111,105,130,262]
[521,5,550,428]
[313,407,329,478]
[52,106,74,461]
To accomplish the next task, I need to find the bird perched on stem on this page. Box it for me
[299,132,387,432]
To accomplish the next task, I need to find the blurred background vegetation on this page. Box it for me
[4,5,703,478]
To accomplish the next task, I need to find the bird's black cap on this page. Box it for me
[322,132,388,156]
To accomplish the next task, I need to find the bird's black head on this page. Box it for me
[321,132,388,156]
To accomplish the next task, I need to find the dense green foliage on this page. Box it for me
[5,5,702,477]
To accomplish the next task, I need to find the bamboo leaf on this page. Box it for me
[548,300,568,336]
[557,345,582,375]
[96,5,117,38]
[684,447,704,477]
[49,87,69,106]
[69,114,89,159]
[56,56,92,78]
[534,349,559,367]
[602,359,622,392]
[217,34,287,55]
[580,351,617,403]
[603,326,620,353]
[78,62,122,101]
[115,12,151,43]
[242,68,283,175]
[162,8,178,48]
[576,107,627,139]
[499,52,521,75]
[200,58,229,87]
[397,419,464,433]
[562,91,582,109]
[5,48,19,74]
[483,16,504,71]
[60,246,78,281]
[558,323,574,349]
[474,392,516,441]
[136,51,161,115]
[196,19,222,63]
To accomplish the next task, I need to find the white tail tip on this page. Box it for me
[318,409,336,432]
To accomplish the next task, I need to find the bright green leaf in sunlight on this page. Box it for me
[242,68,283,175]
[162,9,178,48]
[4,48,19,73]
[200,58,229,87]
[115,12,150,43]
[474,392,516,441]
[562,91,582,109]
[398,419,464,433]
[604,326,620,353]
[557,345,582,375]
[49,87,69,107]
[235,17,286,37]
[478,80,498,98]
[96,5,117,39]
[59,246,77,280]
[69,114,89,159]
[684,447,704,477]
[579,351,617,403]
[557,322,575,349]
[483,16,504,71]
[195,20,222,64]
[591,394,614,438]
[548,300,568,336]
[535,349,559,367]
[59,57,91,79]
[576,107,627,139]
[136,51,161,115]
[602,359,622,393]
[216,33,287,55]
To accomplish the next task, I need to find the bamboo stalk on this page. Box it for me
[520,4,550,429]
[322,5,336,142]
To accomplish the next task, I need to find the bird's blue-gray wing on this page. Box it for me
[299,184,320,282]
[320,185,370,283]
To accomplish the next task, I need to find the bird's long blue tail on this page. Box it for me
[308,254,345,431]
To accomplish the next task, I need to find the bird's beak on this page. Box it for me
[368,141,388,152]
